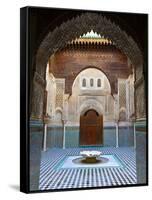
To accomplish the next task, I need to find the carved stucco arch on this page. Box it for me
[35,12,143,79]
[119,107,127,121]
[54,107,63,121]
[55,107,63,113]
[32,12,143,118]
[79,99,104,116]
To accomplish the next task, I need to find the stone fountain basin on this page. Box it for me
[80,150,102,163]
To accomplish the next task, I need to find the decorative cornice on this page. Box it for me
[68,37,113,46]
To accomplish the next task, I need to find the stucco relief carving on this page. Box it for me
[33,71,46,88]
[32,12,144,121]
[35,12,143,79]
[46,77,56,119]
[55,79,65,109]
[134,65,146,120]
[127,75,135,119]
[119,107,127,121]
[79,99,104,116]
[62,94,70,121]
[31,82,44,119]
[113,94,119,121]
[135,81,146,119]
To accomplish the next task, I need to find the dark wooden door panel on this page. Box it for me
[80,109,103,146]
[86,126,97,145]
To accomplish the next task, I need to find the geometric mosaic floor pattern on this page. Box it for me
[39,147,137,190]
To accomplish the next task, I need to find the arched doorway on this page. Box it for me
[80,109,103,146]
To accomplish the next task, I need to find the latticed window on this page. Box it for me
[90,78,94,87]
[97,79,101,87]
[82,78,86,87]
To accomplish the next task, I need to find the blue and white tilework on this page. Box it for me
[39,147,136,190]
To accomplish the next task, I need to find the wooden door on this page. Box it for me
[80,109,103,146]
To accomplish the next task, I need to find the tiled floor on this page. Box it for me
[39,147,136,190]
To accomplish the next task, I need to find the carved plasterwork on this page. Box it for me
[31,82,44,119]
[33,71,46,88]
[31,12,144,120]
[35,12,143,78]
[79,99,104,116]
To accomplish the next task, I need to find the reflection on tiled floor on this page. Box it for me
[39,147,136,190]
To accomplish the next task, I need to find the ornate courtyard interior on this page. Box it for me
[29,9,147,191]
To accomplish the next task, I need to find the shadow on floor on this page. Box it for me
[9,184,20,191]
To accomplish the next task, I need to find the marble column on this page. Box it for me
[62,121,66,149]
[42,123,48,151]
[115,122,119,148]
[133,122,136,149]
